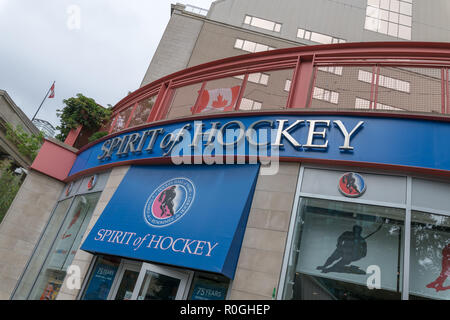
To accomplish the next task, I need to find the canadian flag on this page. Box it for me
[194,86,240,113]
[48,83,55,98]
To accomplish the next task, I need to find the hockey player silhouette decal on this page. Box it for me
[158,186,177,218]
[316,223,383,275]
[338,173,366,198]
[426,243,450,292]
[144,178,195,227]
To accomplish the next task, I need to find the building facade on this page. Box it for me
[0,90,40,169]
[1,1,450,301]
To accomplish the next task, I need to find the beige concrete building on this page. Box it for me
[2,1,450,302]
[0,90,40,169]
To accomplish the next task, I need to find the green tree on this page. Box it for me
[88,131,108,143]
[55,94,111,142]
[5,123,44,161]
[0,160,23,224]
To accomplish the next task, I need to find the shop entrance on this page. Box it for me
[131,263,193,300]
[108,260,140,300]
[81,256,230,300]
[106,259,193,300]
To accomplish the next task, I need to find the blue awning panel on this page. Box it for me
[81,164,260,279]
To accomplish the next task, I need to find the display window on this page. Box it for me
[282,198,405,300]
[187,272,230,300]
[81,256,121,300]
[11,198,72,300]
[280,167,450,300]
[409,211,450,300]
[111,262,140,300]
[11,193,101,300]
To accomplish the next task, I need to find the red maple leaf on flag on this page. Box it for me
[212,94,229,108]
[48,83,55,98]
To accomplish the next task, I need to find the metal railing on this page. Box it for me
[97,42,450,137]
[183,4,208,16]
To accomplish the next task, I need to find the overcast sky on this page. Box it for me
[0,0,215,130]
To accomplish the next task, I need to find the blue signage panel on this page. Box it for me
[82,258,119,300]
[190,283,228,300]
[69,114,450,177]
[81,164,260,279]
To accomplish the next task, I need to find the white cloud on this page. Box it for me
[0,1,214,129]
[0,0,7,12]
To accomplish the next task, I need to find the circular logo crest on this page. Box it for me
[144,178,195,227]
[338,172,366,198]
[87,174,98,190]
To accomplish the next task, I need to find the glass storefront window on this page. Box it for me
[80,255,121,300]
[113,269,140,300]
[11,198,72,300]
[283,198,405,300]
[187,272,230,300]
[81,256,230,300]
[137,271,181,300]
[13,193,101,300]
[409,211,450,300]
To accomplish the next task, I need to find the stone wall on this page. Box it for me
[229,162,300,299]
[0,170,64,299]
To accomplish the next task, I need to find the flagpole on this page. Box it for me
[31,81,55,121]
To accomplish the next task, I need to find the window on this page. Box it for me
[355,97,372,110]
[358,69,373,83]
[284,79,292,92]
[11,199,72,300]
[355,97,403,111]
[297,28,346,44]
[365,0,412,40]
[409,211,450,300]
[358,70,410,93]
[281,171,450,301]
[313,87,339,104]
[187,272,230,300]
[318,66,344,76]
[241,68,294,110]
[239,98,262,111]
[234,38,275,53]
[81,255,122,300]
[184,4,208,16]
[283,198,405,300]
[244,15,282,32]
[12,193,102,300]
[234,72,270,85]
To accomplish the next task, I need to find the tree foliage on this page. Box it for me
[0,160,23,224]
[5,123,44,161]
[55,94,111,142]
[88,131,109,143]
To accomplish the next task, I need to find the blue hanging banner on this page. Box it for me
[81,164,260,279]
